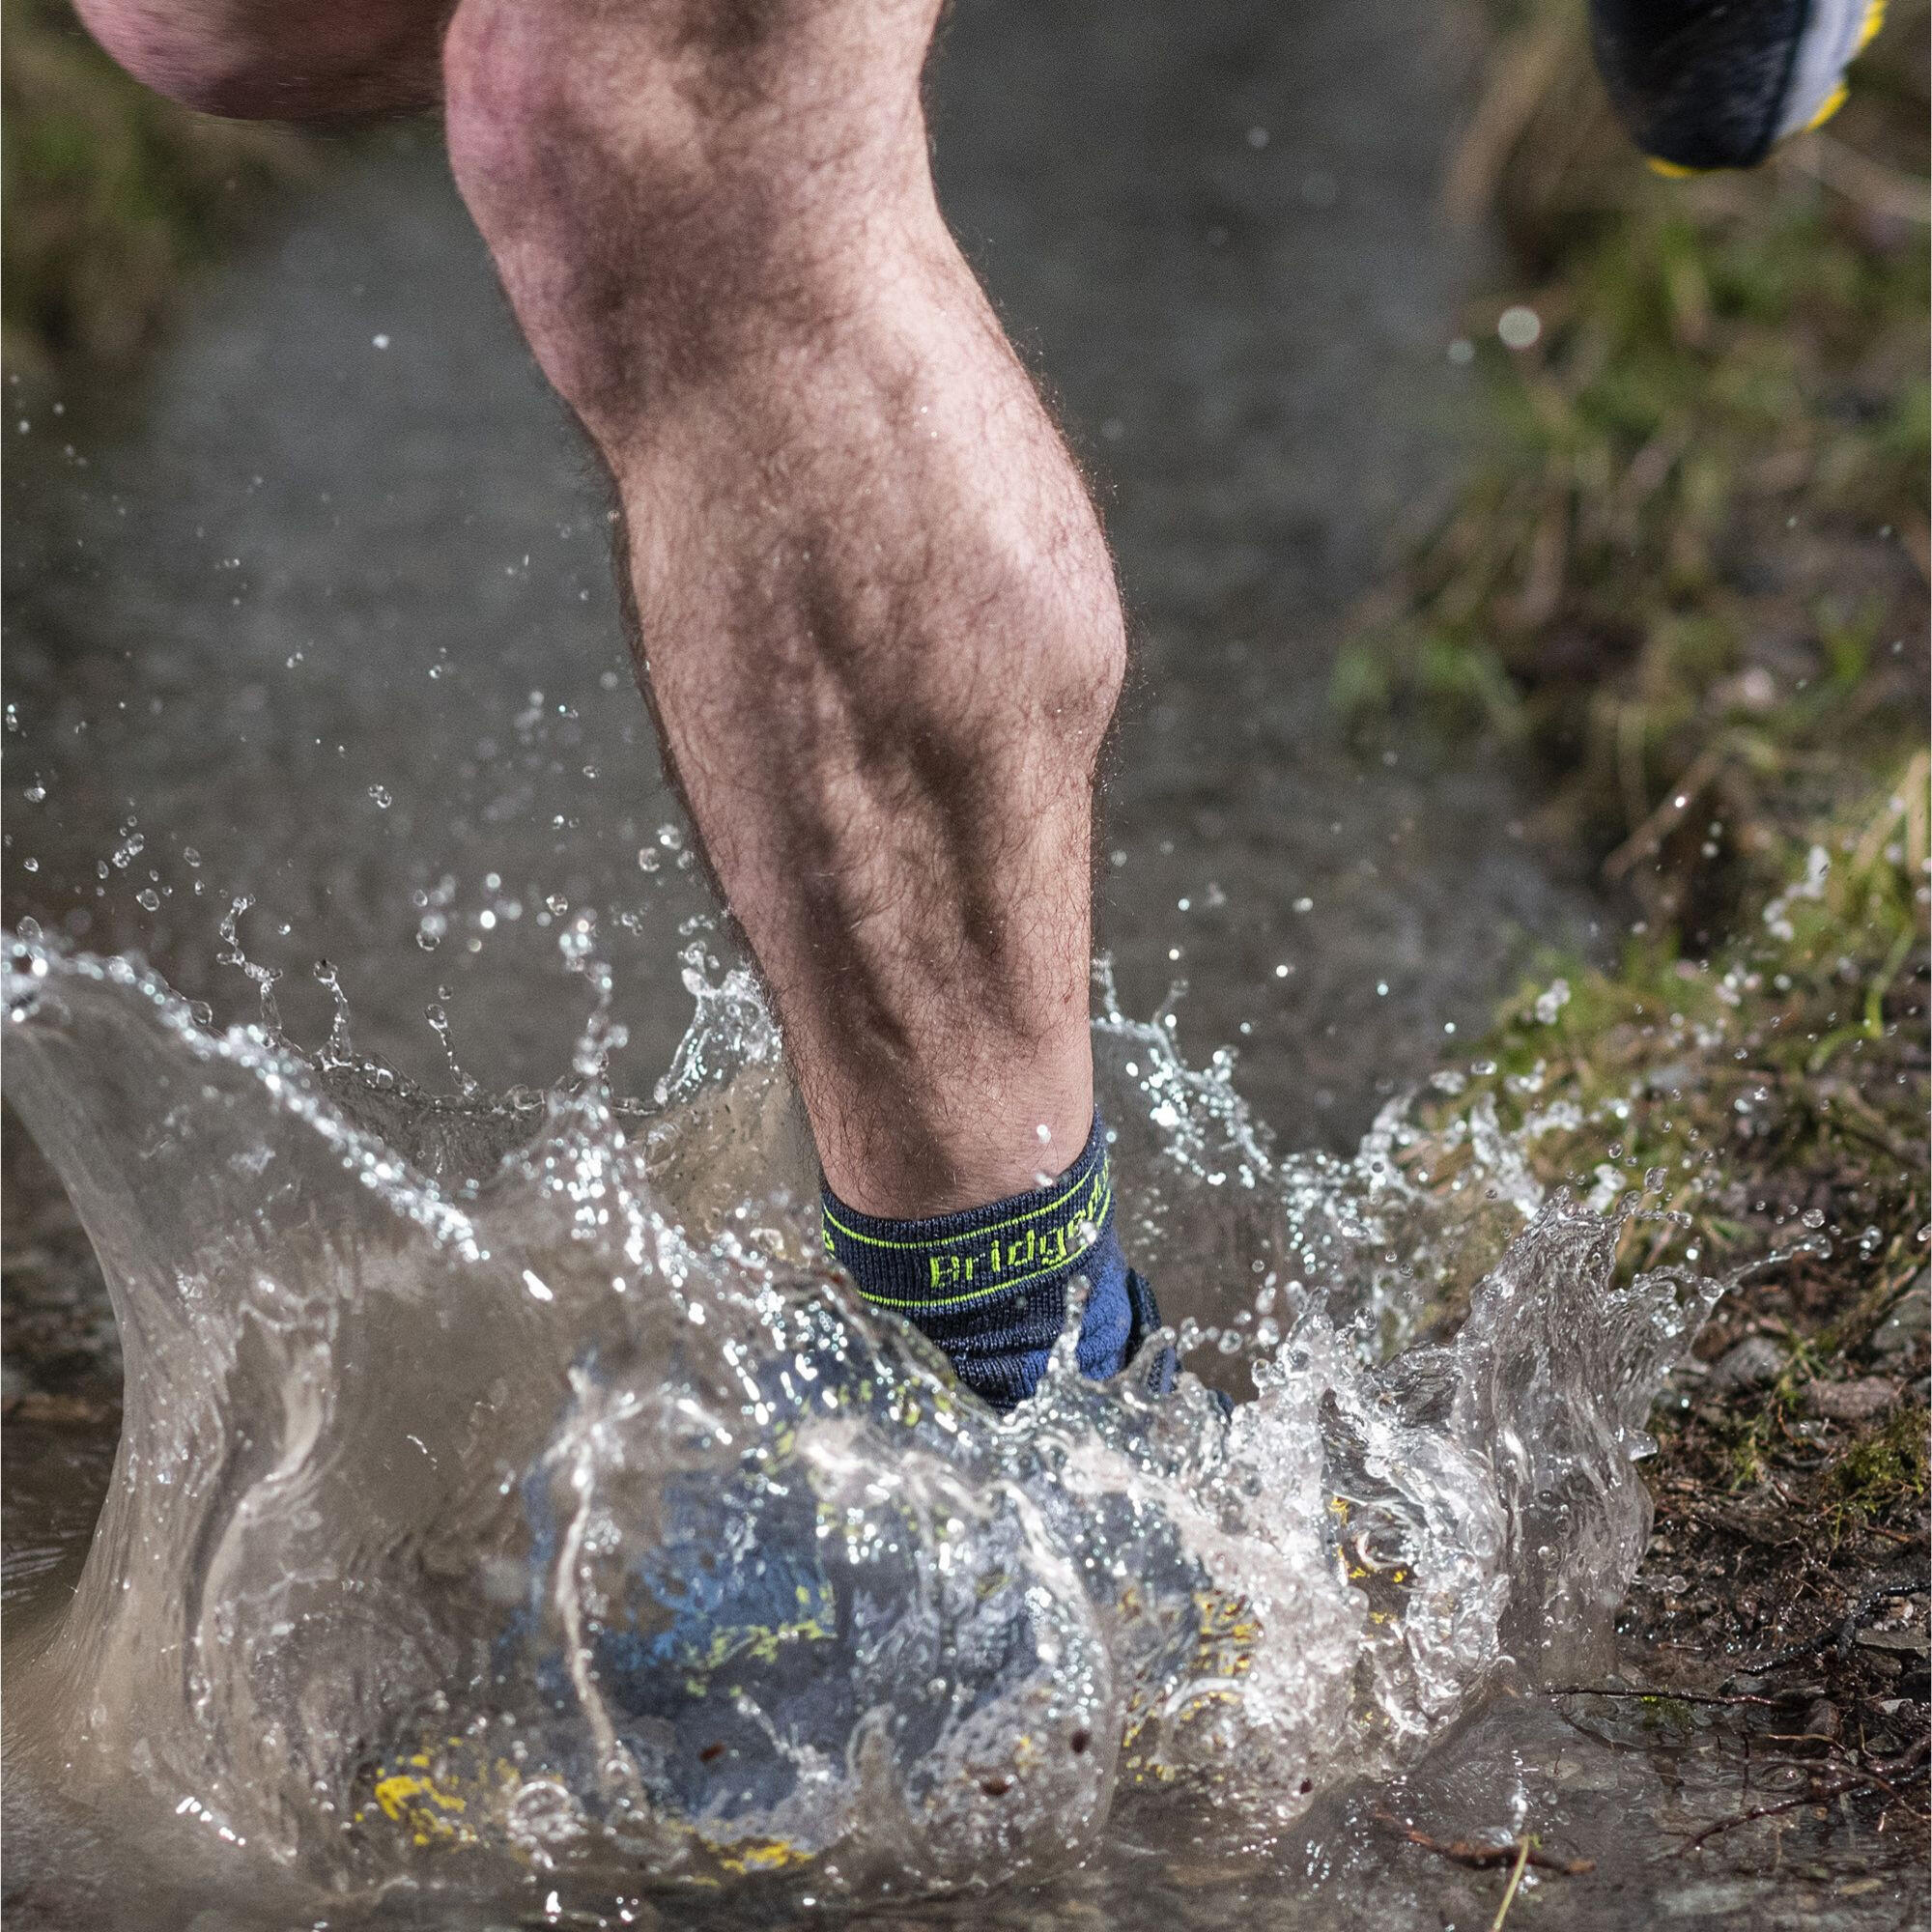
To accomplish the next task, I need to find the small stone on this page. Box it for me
[1800,1697,1841,1745]
[1803,1377,1898,1423]
[1856,1626,1930,1658]
[0,1390,118,1427]
[1707,1335,1786,1395]
[1870,1272,1929,1360]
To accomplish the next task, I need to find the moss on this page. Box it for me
[1,0,309,378]
[1395,757,1927,1648]
[1400,753,1925,1319]
[1830,1402,1932,1523]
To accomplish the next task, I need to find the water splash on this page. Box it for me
[0,928,1722,1909]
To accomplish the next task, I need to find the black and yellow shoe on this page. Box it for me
[1589,0,1886,173]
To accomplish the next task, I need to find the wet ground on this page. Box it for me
[4,0,1924,1923]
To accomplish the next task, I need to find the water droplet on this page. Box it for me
[425,997,478,1096]
[1497,304,1542,349]
[368,785,391,810]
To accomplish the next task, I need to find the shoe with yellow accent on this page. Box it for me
[1589,0,1885,173]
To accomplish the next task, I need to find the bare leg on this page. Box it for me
[441,0,1127,1217]
[69,0,1129,1225]
[71,0,445,118]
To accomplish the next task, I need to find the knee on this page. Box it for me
[72,0,442,120]
[442,0,937,235]
[441,0,943,425]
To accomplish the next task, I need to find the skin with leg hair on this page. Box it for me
[70,0,1133,1222]
[70,0,446,119]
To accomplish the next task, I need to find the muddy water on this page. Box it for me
[11,0,1918,1924]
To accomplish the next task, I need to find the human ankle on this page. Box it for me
[820,1117,1169,1409]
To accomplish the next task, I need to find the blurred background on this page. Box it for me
[2,0,1925,1135]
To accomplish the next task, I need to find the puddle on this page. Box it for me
[4,932,1924,1929]
[0,923,1712,1910]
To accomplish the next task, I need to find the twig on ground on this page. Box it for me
[1672,1771,1923,1855]
[1675,1735,1931,1855]
[1547,1685,1786,1711]
[1739,1577,1923,1671]
[1863,1732,1932,1796]
[1373,1810,1596,1876]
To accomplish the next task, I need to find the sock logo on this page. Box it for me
[921,1161,1110,1297]
[821,1130,1115,1312]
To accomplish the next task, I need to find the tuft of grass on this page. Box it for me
[1398,753,1926,1304]
[1397,760,1927,1638]
[1,0,308,378]
[1344,5,1931,1647]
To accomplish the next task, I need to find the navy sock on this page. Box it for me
[821,1117,1174,1410]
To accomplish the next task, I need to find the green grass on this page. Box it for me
[1404,753,1925,1293]
[2,0,307,377]
[1335,0,1929,948]
[1403,757,1927,1586]
[1334,2,1928,1439]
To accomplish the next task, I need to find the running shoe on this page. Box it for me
[1589,0,1886,172]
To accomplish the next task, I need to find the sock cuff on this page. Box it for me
[821,1118,1113,1315]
